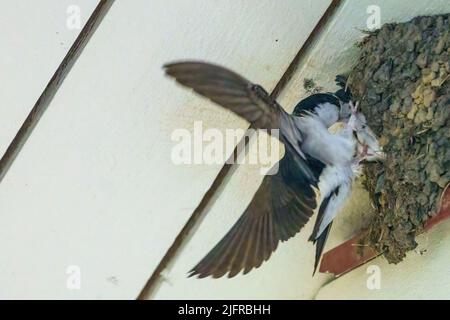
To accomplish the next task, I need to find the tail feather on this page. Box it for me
[312,222,333,276]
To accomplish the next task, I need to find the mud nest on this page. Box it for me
[348,14,450,263]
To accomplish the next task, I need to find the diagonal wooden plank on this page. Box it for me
[0,0,101,166]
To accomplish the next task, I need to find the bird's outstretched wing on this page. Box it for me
[164,61,281,130]
[164,61,317,183]
[189,150,325,278]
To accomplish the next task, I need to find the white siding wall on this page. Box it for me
[0,0,99,156]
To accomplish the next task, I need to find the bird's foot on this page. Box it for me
[356,144,386,163]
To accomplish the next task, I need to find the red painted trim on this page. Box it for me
[424,184,450,230]
[319,183,450,277]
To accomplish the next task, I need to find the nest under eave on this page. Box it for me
[348,14,450,263]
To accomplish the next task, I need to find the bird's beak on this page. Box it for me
[349,100,359,114]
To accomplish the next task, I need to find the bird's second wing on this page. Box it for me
[335,75,348,89]
[189,150,324,278]
[292,93,340,116]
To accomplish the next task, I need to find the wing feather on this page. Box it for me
[164,61,281,130]
[189,151,324,278]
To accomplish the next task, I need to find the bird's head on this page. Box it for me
[347,101,385,162]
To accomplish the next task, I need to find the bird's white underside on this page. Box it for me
[295,102,361,240]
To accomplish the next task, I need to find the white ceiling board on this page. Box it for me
[0,0,99,157]
[0,0,331,299]
[151,0,450,299]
